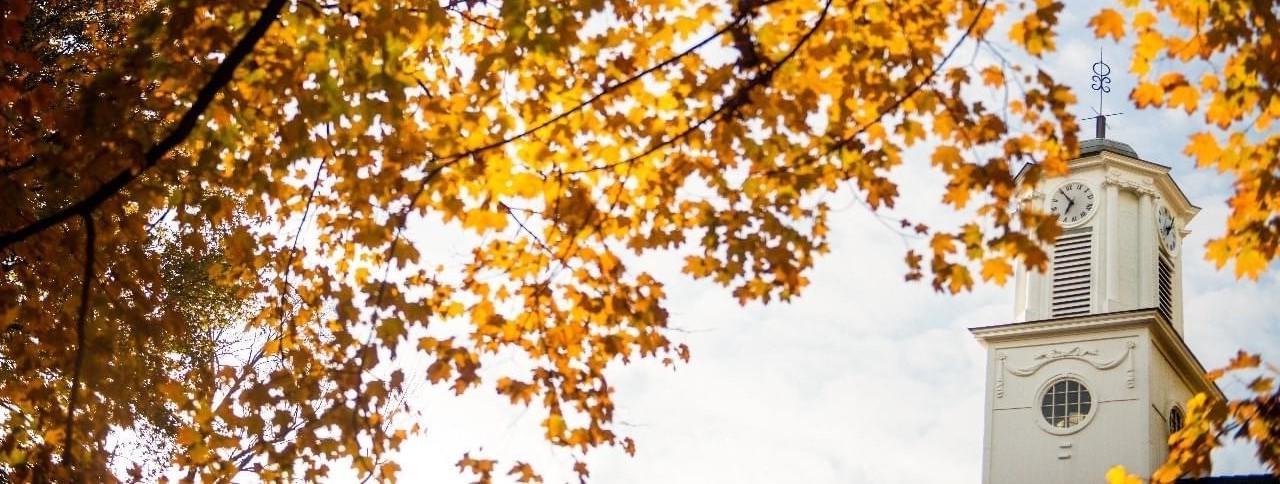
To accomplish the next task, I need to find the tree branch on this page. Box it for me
[62,212,95,468]
[0,0,289,251]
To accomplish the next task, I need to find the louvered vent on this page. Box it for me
[1051,229,1092,317]
[1157,251,1174,322]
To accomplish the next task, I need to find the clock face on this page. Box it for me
[1049,182,1096,226]
[1157,206,1177,252]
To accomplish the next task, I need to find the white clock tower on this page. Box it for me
[970,137,1224,484]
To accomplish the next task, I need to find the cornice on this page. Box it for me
[969,308,1155,339]
[971,309,1225,402]
[1102,167,1158,196]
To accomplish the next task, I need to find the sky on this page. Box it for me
[362,3,1280,483]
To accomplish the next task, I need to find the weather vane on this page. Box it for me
[1085,49,1122,139]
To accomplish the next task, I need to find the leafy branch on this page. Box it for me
[0,0,288,251]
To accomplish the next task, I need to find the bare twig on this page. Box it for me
[502,202,555,256]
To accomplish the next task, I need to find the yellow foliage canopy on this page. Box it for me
[0,0,1272,481]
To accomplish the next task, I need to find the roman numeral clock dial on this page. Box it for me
[1049,182,1097,226]
[1157,206,1178,252]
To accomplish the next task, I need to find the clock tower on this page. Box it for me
[970,137,1224,484]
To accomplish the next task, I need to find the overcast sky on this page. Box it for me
[358,3,1279,482]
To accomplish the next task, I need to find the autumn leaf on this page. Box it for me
[931,145,963,170]
[980,259,1013,285]
[980,66,1004,88]
[1184,132,1220,167]
[1106,465,1143,484]
[1234,249,1267,280]
[1169,85,1199,113]
[508,462,543,483]
[1089,9,1126,41]
[544,414,567,440]
[1132,82,1164,108]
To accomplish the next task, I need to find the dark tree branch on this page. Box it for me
[0,0,289,251]
[0,156,38,177]
[62,212,95,467]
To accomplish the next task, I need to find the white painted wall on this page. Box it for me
[982,327,1147,483]
[1147,344,1197,468]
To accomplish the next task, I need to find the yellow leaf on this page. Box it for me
[980,66,1004,88]
[41,427,65,445]
[1089,9,1126,41]
[463,209,509,232]
[981,259,1013,285]
[1169,85,1199,113]
[1235,249,1266,279]
[1183,133,1220,167]
[931,146,963,169]
[947,265,974,294]
[1106,465,1143,484]
[544,414,566,439]
[1133,82,1163,107]
[1132,11,1157,29]
[381,462,402,478]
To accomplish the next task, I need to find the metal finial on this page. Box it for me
[1085,49,1121,139]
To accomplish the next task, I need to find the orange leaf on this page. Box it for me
[1184,133,1220,167]
[931,146,963,169]
[1235,249,1267,280]
[981,259,1013,285]
[980,66,1005,88]
[1169,85,1199,113]
[1089,9,1126,41]
[1133,82,1164,108]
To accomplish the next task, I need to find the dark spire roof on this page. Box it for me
[1079,137,1138,158]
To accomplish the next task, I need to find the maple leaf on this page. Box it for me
[1234,249,1267,280]
[1184,132,1221,167]
[1132,82,1164,108]
[1089,9,1126,41]
[931,145,963,169]
[980,259,1013,285]
[1169,85,1200,113]
[980,66,1004,88]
